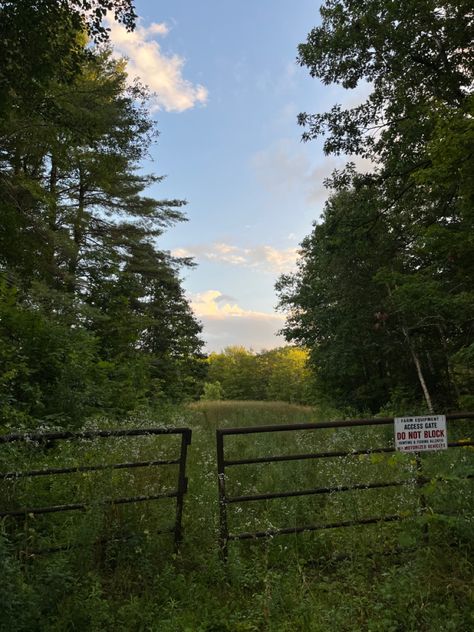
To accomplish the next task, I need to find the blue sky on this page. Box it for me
[107,1,364,351]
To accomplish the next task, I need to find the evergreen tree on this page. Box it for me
[0,18,204,427]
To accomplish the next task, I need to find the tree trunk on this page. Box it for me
[47,154,58,286]
[402,327,434,413]
[68,164,85,294]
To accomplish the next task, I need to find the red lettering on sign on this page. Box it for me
[424,429,445,438]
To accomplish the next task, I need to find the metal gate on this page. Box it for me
[216,413,474,560]
[0,426,191,553]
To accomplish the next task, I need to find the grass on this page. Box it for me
[1,401,473,631]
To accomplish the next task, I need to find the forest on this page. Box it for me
[1,1,473,631]
[0,0,205,430]
[276,0,474,415]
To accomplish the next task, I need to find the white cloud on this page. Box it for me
[192,290,284,321]
[147,23,170,36]
[172,242,299,274]
[107,18,208,112]
[190,290,285,352]
[251,245,297,273]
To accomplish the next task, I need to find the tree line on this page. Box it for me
[202,346,315,405]
[276,0,473,414]
[0,1,204,429]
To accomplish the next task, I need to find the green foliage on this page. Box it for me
[0,1,137,140]
[200,381,224,401]
[297,1,472,157]
[277,0,474,413]
[0,281,99,427]
[1,404,473,630]
[264,347,315,404]
[205,346,316,404]
[0,12,204,429]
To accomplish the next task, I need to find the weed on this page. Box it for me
[0,403,473,631]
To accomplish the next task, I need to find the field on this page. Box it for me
[1,402,474,631]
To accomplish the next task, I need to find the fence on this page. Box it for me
[0,427,192,553]
[216,413,474,560]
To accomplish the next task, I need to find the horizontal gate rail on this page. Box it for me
[1,426,192,552]
[230,514,406,541]
[225,473,474,505]
[218,412,473,436]
[0,427,191,443]
[223,441,472,467]
[0,491,180,518]
[0,458,181,480]
[216,413,474,560]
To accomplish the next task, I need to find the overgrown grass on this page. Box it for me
[1,402,473,631]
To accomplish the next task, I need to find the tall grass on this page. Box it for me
[1,402,473,631]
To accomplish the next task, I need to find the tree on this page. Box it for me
[264,347,313,404]
[0,1,136,121]
[0,24,204,427]
[276,1,474,412]
[200,381,224,401]
[0,279,108,427]
[205,346,314,404]
[206,347,260,400]
[298,1,472,159]
[279,188,397,410]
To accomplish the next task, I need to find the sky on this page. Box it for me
[106,1,362,352]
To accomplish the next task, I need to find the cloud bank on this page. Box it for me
[192,290,284,321]
[173,242,298,274]
[191,290,285,352]
[108,18,208,112]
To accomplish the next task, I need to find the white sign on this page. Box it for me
[394,415,448,452]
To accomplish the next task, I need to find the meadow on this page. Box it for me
[1,401,473,631]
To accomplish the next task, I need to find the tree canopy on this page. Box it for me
[204,346,315,405]
[277,0,474,413]
[0,4,205,429]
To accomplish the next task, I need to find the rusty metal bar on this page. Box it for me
[225,474,474,505]
[0,491,179,517]
[0,427,191,444]
[216,430,229,561]
[229,514,405,541]
[0,458,181,480]
[226,479,417,503]
[174,429,191,551]
[224,447,394,466]
[218,412,474,437]
[218,417,394,436]
[223,440,474,467]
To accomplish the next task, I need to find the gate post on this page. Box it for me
[216,430,229,562]
[174,429,191,552]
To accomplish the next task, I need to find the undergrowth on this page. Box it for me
[1,402,473,631]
